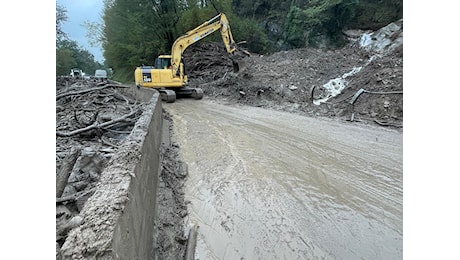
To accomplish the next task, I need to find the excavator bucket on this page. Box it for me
[231,47,250,73]
[232,59,246,74]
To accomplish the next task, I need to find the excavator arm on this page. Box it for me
[170,13,237,75]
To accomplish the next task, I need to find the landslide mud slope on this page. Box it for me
[184,20,403,128]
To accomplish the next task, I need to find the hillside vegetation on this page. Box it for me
[56,0,402,82]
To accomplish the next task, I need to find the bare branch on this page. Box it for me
[56,84,130,100]
[57,107,139,137]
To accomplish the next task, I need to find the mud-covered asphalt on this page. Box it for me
[164,99,403,259]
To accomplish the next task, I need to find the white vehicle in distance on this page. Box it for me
[94,69,108,81]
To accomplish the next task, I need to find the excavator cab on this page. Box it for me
[154,55,172,69]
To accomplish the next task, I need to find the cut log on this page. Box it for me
[56,188,95,204]
[56,147,81,198]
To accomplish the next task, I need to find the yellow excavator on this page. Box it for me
[134,13,241,102]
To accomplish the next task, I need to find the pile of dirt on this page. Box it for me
[184,20,403,128]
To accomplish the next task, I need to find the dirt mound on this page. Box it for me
[183,20,403,128]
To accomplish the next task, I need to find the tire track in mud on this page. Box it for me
[164,99,403,260]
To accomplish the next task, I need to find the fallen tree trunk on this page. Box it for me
[56,188,95,204]
[56,147,81,198]
[185,225,198,260]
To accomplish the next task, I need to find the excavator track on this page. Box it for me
[159,88,203,103]
[174,87,204,100]
[191,88,204,100]
[160,89,176,103]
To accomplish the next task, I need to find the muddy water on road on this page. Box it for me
[164,100,403,260]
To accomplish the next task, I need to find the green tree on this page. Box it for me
[56,5,103,76]
[103,0,192,82]
[56,4,68,44]
[232,0,271,19]
[100,0,402,81]
[57,39,104,76]
[284,0,359,48]
[103,0,156,81]
[284,0,401,48]
[84,20,105,59]
[56,48,75,76]
[177,0,271,53]
[348,0,402,29]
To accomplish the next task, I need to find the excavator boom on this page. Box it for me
[170,13,237,73]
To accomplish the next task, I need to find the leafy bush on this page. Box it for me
[178,6,271,54]
[284,0,359,48]
[230,16,271,53]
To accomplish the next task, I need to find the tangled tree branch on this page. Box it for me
[56,107,139,137]
[56,84,130,100]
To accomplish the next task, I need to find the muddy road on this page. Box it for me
[164,99,402,260]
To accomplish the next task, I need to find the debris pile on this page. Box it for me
[56,78,190,259]
[182,20,403,127]
[183,42,235,81]
[55,78,143,255]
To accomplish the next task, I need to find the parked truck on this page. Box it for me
[70,68,83,79]
[94,69,108,81]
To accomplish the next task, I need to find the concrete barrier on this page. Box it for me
[60,88,163,259]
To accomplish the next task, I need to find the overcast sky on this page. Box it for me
[57,0,105,63]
